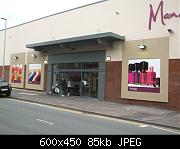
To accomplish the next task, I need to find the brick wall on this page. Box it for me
[168,59,180,110]
[105,60,180,111]
[0,66,10,82]
[105,61,122,101]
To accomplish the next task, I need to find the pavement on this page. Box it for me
[7,88,180,130]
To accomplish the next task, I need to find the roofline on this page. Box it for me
[26,32,125,49]
[0,0,109,31]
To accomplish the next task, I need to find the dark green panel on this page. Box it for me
[48,50,105,64]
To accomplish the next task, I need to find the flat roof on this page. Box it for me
[26,32,125,50]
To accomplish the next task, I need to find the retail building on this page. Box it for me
[0,0,180,110]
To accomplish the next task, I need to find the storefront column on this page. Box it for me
[98,62,105,100]
[47,64,53,92]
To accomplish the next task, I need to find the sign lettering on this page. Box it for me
[149,0,180,30]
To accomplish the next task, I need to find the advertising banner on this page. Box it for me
[11,64,23,83]
[128,59,160,93]
[28,64,41,85]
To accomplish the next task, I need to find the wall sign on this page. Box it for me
[149,0,180,30]
[28,64,41,85]
[11,64,23,83]
[128,59,160,93]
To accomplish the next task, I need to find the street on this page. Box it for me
[0,97,179,135]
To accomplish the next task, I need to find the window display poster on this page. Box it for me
[28,64,41,85]
[128,59,160,93]
[11,64,23,83]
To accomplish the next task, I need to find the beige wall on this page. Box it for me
[121,37,169,102]
[9,53,26,88]
[0,0,179,66]
[0,0,180,65]
[106,41,123,61]
[25,51,47,91]
[168,0,180,58]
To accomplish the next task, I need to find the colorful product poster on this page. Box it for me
[11,64,23,83]
[128,59,160,93]
[28,64,41,85]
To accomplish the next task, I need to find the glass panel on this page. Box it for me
[82,62,98,69]
[89,72,98,98]
[52,72,68,96]
[66,63,81,69]
[52,62,99,98]
[53,64,65,70]
[81,72,89,97]
[52,72,58,87]
[67,71,81,96]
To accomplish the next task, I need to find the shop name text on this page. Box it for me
[149,0,180,30]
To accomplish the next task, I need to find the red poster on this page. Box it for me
[11,64,23,83]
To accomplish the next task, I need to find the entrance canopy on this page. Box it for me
[26,32,125,51]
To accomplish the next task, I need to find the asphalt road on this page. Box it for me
[0,98,179,135]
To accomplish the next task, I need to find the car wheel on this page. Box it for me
[6,92,11,97]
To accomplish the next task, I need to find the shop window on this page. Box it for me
[53,64,65,70]
[66,63,81,69]
[82,62,98,69]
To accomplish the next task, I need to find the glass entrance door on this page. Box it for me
[81,72,98,98]
[52,62,99,98]
[81,72,89,97]
[89,72,98,98]
[67,71,81,96]
[57,72,68,96]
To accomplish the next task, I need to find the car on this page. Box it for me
[0,79,12,97]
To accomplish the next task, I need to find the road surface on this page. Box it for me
[0,98,179,135]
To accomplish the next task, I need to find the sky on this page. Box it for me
[0,0,102,30]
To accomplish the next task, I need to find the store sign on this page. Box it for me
[128,59,160,93]
[28,64,41,85]
[11,64,23,83]
[149,0,180,30]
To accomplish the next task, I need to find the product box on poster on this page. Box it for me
[128,59,160,93]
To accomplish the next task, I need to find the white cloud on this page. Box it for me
[0,0,101,29]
